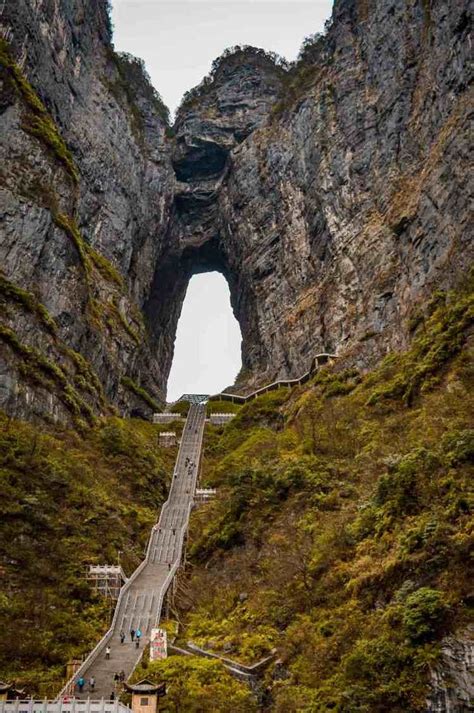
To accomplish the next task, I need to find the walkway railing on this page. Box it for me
[208,353,337,404]
[0,702,129,713]
[57,406,206,698]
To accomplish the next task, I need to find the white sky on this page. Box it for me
[111,0,333,115]
[166,273,242,401]
[111,0,333,399]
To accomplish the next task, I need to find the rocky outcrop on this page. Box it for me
[144,48,286,389]
[170,0,473,388]
[0,0,472,421]
[426,628,474,712]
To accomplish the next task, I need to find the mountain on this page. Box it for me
[0,0,472,709]
[1,0,471,420]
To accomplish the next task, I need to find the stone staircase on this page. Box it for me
[59,403,207,699]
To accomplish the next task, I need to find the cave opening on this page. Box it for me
[166,271,242,402]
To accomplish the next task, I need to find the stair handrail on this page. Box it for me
[208,353,337,403]
[57,406,206,698]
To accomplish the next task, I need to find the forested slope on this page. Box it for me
[145,277,474,712]
[0,417,180,693]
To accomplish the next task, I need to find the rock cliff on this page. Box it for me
[427,627,474,712]
[0,0,472,421]
[0,0,174,421]
[170,0,472,388]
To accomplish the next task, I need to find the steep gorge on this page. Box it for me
[0,0,472,422]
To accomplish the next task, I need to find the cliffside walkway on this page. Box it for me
[208,352,337,404]
[59,404,207,699]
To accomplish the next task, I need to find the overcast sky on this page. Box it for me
[111,0,333,400]
[166,273,242,401]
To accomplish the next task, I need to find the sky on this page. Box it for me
[111,0,333,400]
[111,1,333,115]
[166,273,242,401]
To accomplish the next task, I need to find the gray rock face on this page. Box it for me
[0,0,174,419]
[0,0,472,420]
[169,0,473,388]
[426,628,474,712]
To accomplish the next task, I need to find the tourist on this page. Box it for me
[77,677,85,693]
[130,628,135,642]
[119,670,125,682]
[110,692,115,701]
[105,645,111,659]
[114,672,120,683]
[120,631,125,644]
[136,628,142,641]
[89,677,95,692]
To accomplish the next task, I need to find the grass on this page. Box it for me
[53,212,124,286]
[0,39,79,184]
[0,325,96,423]
[89,249,124,288]
[53,212,90,273]
[63,347,109,411]
[0,413,175,695]
[365,283,474,406]
[206,399,242,415]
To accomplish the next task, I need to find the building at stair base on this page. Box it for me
[58,404,207,700]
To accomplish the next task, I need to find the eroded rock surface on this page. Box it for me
[426,628,474,712]
[0,0,174,419]
[0,0,472,419]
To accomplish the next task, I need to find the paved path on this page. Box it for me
[65,404,206,699]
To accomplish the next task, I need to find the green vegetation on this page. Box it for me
[53,212,90,271]
[104,50,169,142]
[0,414,174,695]
[169,400,191,417]
[112,302,141,344]
[0,325,95,424]
[171,278,473,711]
[121,376,162,412]
[178,45,288,112]
[270,24,334,119]
[366,288,473,406]
[53,212,124,289]
[89,248,124,288]
[206,399,242,414]
[0,39,79,183]
[132,656,256,712]
[0,273,58,335]
[63,347,108,411]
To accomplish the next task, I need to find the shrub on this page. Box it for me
[375,448,438,516]
[402,588,448,643]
